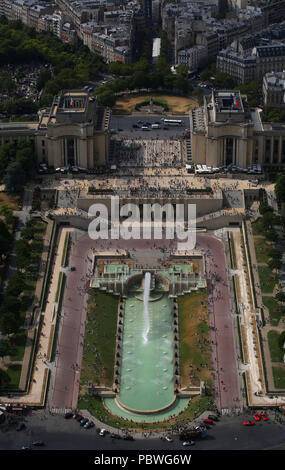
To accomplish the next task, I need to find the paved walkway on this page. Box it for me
[196,234,240,411]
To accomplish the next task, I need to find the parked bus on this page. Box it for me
[162,119,183,126]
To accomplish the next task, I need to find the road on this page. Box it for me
[110,115,189,140]
[1,410,285,450]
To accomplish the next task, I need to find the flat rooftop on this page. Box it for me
[48,90,96,125]
[213,90,244,113]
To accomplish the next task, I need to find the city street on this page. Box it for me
[0,410,285,450]
[110,115,189,140]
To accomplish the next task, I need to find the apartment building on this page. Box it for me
[217,43,285,84]
[177,45,207,71]
[263,71,285,108]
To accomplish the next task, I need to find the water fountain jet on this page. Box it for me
[142,272,151,344]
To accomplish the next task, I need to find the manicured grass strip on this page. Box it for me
[262,296,283,326]
[268,330,284,362]
[272,367,285,388]
[237,317,244,363]
[178,290,211,387]
[61,232,70,267]
[258,266,278,294]
[79,290,118,388]
[55,272,63,303]
[254,237,272,264]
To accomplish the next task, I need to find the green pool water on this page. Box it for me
[112,292,176,414]
[104,396,190,423]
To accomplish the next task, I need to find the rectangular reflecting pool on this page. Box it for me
[117,292,175,413]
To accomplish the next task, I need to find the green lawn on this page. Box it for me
[263,296,283,326]
[254,237,272,264]
[258,266,278,294]
[8,331,27,361]
[272,366,285,388]
[252,220,263,236]
[178,291,212,387]
[79,290,118,389]
[0,364,22,390]
[268,330,284,362]
[61,232,70,267]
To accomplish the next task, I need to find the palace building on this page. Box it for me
[0,89,111,169]
[189,89,285,172]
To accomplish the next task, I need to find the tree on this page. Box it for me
[0,311,22,335]
[275,174,285,203]
[268,257,282,270]
[260,211,276,231]
[97,90,116,108]
[268,248,282,260]
[0,204,14,225]
[175,64,188,77]
[265,229,278,242]
[173,75,189,94]
[278,331,285,350]
[15,238,31,269]
[0,369,11,387]
[259,202,273,215]
[3,160,26,194]
[276,291,285,302]
[0,219,12,258]
[5,273,26,297]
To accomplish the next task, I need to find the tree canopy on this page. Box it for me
[275,174,285,203]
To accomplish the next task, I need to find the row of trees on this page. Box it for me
[96,30,191,107]
[0,218,46,335]
[275,174,285,203]
[0,17,106,107]
[0,141,36,193]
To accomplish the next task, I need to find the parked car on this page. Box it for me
[243,420,255,426]
[84,420,94,429]
[123,434,134,441]
[64,412,73,419]
[182,441,195,446]
[80,418,89,427]
[208,414,218,421]
[165,436,173,442]
[99,428,107,436]
[32,440,44,446]
[260,412,269,421]
[253,413,261,422]
[203,418,213,425]
[110,433,121,439]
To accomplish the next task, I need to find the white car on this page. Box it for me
[165,436,173,442]
[99,428,107,436]
[183,441,195,446]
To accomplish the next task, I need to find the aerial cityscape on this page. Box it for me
[1,0,285,457]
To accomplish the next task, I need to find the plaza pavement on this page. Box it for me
[50,230,242,415]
